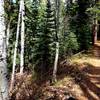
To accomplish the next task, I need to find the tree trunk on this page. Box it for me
[10,0,22,91]
[53,42,59,82]
[0,0,9,99]
[92,0,100,44]
[20,0,25,75]
[6,21,11,47]
[93,18,98,44]
[93,0,99,44]
[52,0,60,82]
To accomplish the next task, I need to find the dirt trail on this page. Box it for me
[71,42,100,100]
[49,42,100,100]
[83,42,100,100]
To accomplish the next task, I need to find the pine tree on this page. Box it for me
[33,0,55,79]
[76,0,92,49]
[25,0,39,65]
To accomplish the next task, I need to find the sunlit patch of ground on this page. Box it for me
[71,55,100,67]
[54,42,100,100]
[69,44,100,100]
[95,41,100,46]
[54,76,88,100]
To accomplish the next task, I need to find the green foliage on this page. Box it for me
[33,0,55,75]
[66,2,78,16]
[87,2,100,20]
[76,0,93,49]
[64,32,79,52]
[6,0,98,76]
[60,31,79,57]
[66,0,93,50]
[6,1,19,71]
[25,0,39,66]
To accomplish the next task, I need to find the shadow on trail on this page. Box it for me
[91,43,100,58]
[82,64,100,75]
[58,62,100,100]
[81,63,100,100]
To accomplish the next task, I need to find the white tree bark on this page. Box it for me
[10,0,22,91]
[0,0,9,99]
[20,0,25,75]
[52,0,60,82]
[53,42,59,82]
[6,21,11,47]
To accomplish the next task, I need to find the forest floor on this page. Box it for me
[66,41,100,100]
[10,42,100,100]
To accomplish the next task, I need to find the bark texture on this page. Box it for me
[0,0,9,99]
[20,0,25,75]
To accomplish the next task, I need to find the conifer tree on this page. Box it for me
[76,0,92,49]
[25,0,39,65]
[33,0,55,78]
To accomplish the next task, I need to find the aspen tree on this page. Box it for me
[6,21,11,47]
[20,0,25,75]
[10,0,22,91]
[0,0,9,99]
[53,0,60,82]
